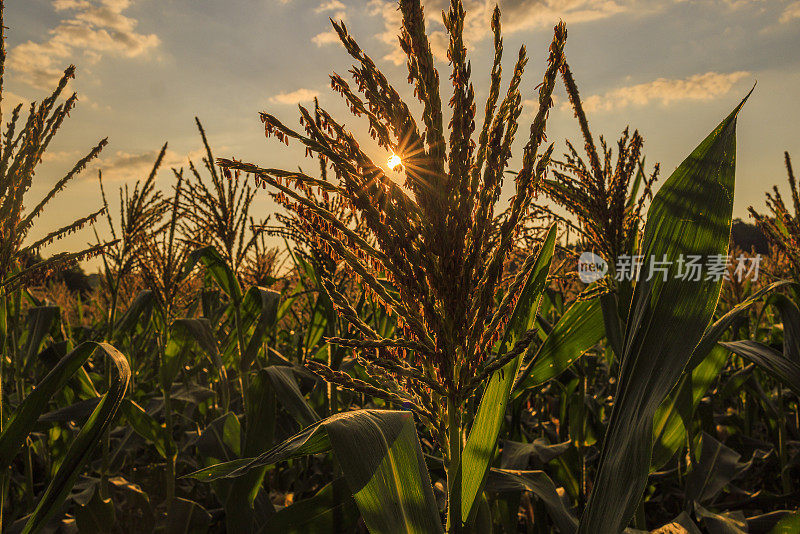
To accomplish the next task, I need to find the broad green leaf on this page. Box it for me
[38,397,101,424]
[686,280,795,370]
[500,439,571,468]
[185,245,243,304]
[720,340,800,396]
[264,366,320,427]
[240,286,280,370]
[485,468,577,534]
[264,477,359,533]
[694,503,747,534]
[578,92,749,534]
[513,296,604,393]
[122,399,169,459]
[460,224,557,525]
[766,292,800,362]
[21,342,130,534]
[221,370,278,533]
[197,412,241,461]
[686,432,750,503]
[113,290,154,338]
[0,342,128,470]
[20,305,60,372]
[323,410,442,534]
[653,280,794,469]
[165,318,228,391]
[189,410,443,534]
[651,346,727,470]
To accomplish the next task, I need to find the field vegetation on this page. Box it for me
[1,0,799,532]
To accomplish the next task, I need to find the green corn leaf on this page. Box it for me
[324,410,442,534]
[686,280,795,370]
[241,286,280,370]
[264,477,359,534]
[165,318,228,391]
[113,290,154,339]
[263,366,320,427]
[652,280,795,469]
[651,346,727,470]
[75,485,117,533]
[460,223,557,525]
[224,370,277,533]
[720,340,800,396]
[513,296,604,393]
[122,399,169,459]
[766,292,800,362]
[165,498,212,534]
[686,432,751,504]
[694,502,747,534]
[20,305,60,373]
[20,342,130,534]
[0,342,129,470]
[188,409,443,534]
[185,245,243,304]
[485,468,577,534]
[197,412,241,461]
[578,91,750,534]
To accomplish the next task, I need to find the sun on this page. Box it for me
[387,153,402,170]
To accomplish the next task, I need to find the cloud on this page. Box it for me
[313,0,346,47]
[92,145,205,182]
[313,30,341,46]
[269,88,320,105]
[576,71,751,113]
[316,0,346,12]
[781,1,800,23]
[8,0,160,89]
[368,0,632,65]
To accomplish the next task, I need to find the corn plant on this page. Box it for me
[186,0,756,531]
[0,1,130,530]
[182,118,272,285]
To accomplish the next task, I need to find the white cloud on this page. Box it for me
[781,1,800,23]
[368,0,633,65]
[576,71,751,113]
[8,0,160,90]
[313,0,346,47]
[269,88,320,105]
[316,0,346,12]
[313,30,341,46]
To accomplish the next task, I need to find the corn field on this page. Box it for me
[1,0,799,532]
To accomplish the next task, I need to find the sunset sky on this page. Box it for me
[8,0,800,265]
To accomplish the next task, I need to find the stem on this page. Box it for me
[158,321,176,504]
[446,395,462,534]
[577,364,587,508]
[10,291,33,508]
[100,277,120,499]
[777,383,792,494]
[0,292,7,533]
[232,304,249,410]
